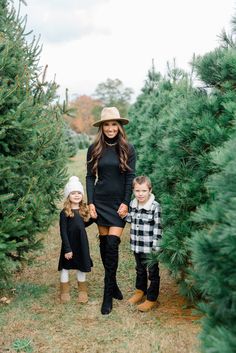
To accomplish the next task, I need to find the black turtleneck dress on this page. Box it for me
[86,137,136,227]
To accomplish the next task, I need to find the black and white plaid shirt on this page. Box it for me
[125,194,162,254]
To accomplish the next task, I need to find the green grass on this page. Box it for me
[12,338,33,353]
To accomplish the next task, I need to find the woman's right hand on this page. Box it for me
[89,203,97,219]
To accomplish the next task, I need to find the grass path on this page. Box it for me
[0,151,200,353]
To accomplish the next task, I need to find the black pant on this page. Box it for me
[134,252,160,301]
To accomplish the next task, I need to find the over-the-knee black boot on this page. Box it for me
[99,235,123,301]
[101,235,121,315]
[99,235,112,314]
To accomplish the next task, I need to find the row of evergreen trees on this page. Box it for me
[64,127,91,157]
[127,15,236,353]
[0,1,69,283]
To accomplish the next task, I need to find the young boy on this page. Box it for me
[126,175,162,312]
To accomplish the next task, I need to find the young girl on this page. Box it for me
[125,176,162,312]
[58,176,93,304]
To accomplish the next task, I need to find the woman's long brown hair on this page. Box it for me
[63,198,90,222]
[88,122,131,175]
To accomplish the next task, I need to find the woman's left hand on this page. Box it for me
[117,203,128,218]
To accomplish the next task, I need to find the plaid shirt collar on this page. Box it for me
[130,193,155,211]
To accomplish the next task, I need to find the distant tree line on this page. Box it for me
[66,78,133,136]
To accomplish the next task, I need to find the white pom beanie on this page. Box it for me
[64,176,84,198]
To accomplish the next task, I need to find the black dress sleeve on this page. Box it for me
[123,144,136,205]
[86,144,96,204]
[59,211,72,253]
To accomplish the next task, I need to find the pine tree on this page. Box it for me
[189,14,236,353]
[128,62,204,300]
[190,131,236,353]
[128,16,236,301]
[0,1,67,284]
[126,62,169,157]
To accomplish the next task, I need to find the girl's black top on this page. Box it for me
[58,209,93,272]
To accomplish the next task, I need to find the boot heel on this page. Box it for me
[113,283,123,300]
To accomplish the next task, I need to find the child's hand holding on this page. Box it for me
[65,252,73,260]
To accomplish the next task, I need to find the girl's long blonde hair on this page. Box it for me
[88,122,131,174]
[63,198,90,222]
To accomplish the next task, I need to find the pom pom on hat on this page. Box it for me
[64,176,84,198]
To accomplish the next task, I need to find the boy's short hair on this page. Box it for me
[132,175,152,190]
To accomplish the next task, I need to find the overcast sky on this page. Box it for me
[14,0,235,101]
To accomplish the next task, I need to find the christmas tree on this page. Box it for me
[191,130,236,353]
[189,14,236,353]
[128,14,236,301]
[0,0,67,284]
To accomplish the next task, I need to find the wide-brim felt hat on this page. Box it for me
[93,107,129,127]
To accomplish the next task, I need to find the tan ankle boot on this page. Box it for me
[128,289,144,304]
[60,282,70,303]
[78,281,88,303]
[137,300,156,312]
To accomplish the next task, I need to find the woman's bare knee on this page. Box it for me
[108,227,123,237]
[98,226,109,235]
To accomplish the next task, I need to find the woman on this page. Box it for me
[86,106,136,315]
